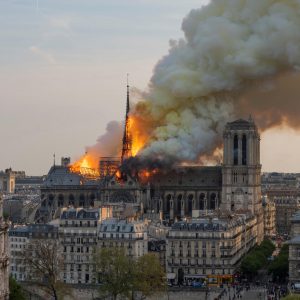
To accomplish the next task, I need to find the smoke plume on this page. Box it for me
[132,0,300,164]
[85,121,123,158]
[78,0,300,169]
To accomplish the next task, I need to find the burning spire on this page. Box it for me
[121,74,132,163]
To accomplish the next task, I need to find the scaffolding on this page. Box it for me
[99,157,120,178]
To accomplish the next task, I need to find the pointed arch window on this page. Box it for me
[242,134,247,165]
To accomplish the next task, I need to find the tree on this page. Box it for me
[240,239,275,278]
[94,248,166,300]
[133,253,166,299]
[94,247,135,300]
[9,276,26,300]
[268,244,289,282]
[23,239,69,300]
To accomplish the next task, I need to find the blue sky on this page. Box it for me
[0,0,299,174]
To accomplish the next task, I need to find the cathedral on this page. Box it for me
[37,117,264,243]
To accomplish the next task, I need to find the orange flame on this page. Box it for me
[71,111,151,178]
[128,115,148,156]
[69,154,99,177]
[138,168,158,183]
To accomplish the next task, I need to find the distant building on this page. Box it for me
[98,219,148,258]
[15,175,44,194]
[262,196,276,237]
[288,211,300,286]
[291,211,300,238]
[273,196,300,235]
[0,194,9,299]
[166,214,257,286]
[8,224,58,281]
[0,168,16,194]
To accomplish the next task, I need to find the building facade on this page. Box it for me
[98,219,148,258]
[262,196,276,237]
[166,215,257,286]
[59,207,101,284]
[0,194,9,300]
[0,169,15,194]
[274,196,300,235]
[9,224,58,282]
[288,211,300,286]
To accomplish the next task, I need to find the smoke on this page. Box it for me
[77,0,300,169]
[85,120,123,158]
[131,0,300,165]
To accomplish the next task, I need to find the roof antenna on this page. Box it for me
[248,114,253,122]
[53,153,56,167]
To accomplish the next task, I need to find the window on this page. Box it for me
[199,194,205,210]
[233,134,238,165]
[242,134,247,165]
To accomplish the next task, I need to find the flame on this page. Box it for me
[116,170,122,179]
[70,111,151,179]
[69,154,99,177]
[138,168,158,183]
[128,115,149,156]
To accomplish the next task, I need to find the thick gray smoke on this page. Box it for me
[78,0,300,169]
[135,0,300,164]
[85,121,123,158]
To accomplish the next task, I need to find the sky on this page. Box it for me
[1,0,300,175]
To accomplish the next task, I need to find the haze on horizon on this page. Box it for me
[1,0,300,175]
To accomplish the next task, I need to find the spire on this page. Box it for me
[126,73,130,116]
[121,74,132,164]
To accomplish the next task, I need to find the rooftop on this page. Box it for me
[60,207,101,220]
[99,218,145,233]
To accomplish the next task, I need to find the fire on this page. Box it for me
[128,115,148,156]
[69,154,99,178]
[138,168,158,182]
[70,112,151,179]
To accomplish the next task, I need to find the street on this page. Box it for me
[219,286,268,300]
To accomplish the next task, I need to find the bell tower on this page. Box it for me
[221,118,261,215]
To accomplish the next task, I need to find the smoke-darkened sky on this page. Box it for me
[1,0,300,174]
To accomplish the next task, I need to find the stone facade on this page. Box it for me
[166,214,257,286]
[274,196,300,235]
[262,196,276,237]
[59,207,102,284]
[288,211,300,285]
[37,166,99,222]
[221,119,264,243]
[9,224,58,282]
[0,169,15,194]
[98,218,148,259]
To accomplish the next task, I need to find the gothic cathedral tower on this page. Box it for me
[221,118,264,242]
[222,118,261,213]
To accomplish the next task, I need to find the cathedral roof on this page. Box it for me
[43,166,98,187]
